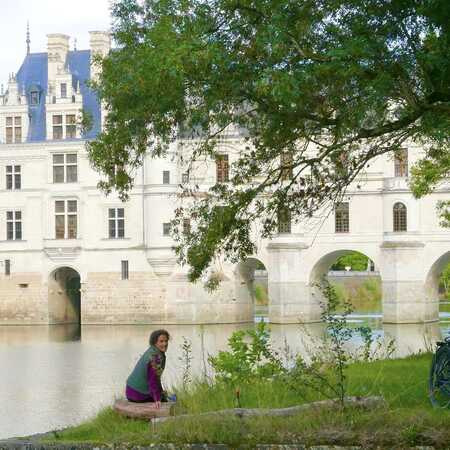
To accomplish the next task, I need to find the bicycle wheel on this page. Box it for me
[429,344,450,408]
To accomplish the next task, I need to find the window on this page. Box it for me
[335,202,349,233]
[394,149,408,177]
[121,260,129,280]
[163,223,171,236]
[108,208,125,238]
[52,114,77,140]
[393,202,407,232]
[182,172,189,184]
[61,83,67,98]
[30,91,39,105]
[6,211,22,240]
[163,170,170,184]
[5,118,12,144]
[183,218,191,234]
[53,115,63,140]
[53,153,77,183]
[14,117,21,142]
[216,154,229,182]
[4,259,10,276]
[281,152,293,180]
[5,116,21,144]
[66,114,76,139]
[55,200,77,239]
[277,208,291,234]
[6,165,21,190]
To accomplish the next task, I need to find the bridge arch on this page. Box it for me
[48,266,81,324]
[309,248,380,285]
[425,251,450,303]
[308,248,381,316]
[235,256,269,318]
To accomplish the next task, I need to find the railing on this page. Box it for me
[383,177,409,190]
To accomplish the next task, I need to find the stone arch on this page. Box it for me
[48,266,81,324]
[308,248,381,314]
[235,256,269,317]
[425,251,450,303]
[309,248,379,285]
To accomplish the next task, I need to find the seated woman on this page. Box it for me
[126,329,170,409]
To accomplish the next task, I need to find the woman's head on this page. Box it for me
[149,329,170,353]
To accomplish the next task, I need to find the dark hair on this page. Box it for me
[149,329,170,346]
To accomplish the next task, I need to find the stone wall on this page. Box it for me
[82,271,165,324]
[0,273,48,324]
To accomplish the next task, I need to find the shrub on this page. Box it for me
[209,322,284,385]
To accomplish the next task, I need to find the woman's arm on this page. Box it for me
[147,358,162,402]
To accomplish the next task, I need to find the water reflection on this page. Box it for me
[0,318,445,440]
[48,324,82,342]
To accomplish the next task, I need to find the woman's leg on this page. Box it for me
[126,385,154,403]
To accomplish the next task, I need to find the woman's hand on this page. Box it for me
[153,401,161,409]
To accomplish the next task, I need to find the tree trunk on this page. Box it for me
[152,396,385,424]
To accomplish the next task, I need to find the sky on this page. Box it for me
[0,0,112,88]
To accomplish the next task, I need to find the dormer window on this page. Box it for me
[51,114,77,140]
[30,91,39,105]
[66,115,76,139]
[61,83,67,98]
[394,149,408,177]
[53,115,63,139]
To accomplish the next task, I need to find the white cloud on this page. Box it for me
[0,0,112,86]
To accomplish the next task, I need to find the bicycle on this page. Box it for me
[429,336,450,408]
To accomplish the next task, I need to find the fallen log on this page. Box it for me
[152,396,385,424]
[113,399,176,419]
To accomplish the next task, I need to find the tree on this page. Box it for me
[88,0,450,285]
[331,252,369,272]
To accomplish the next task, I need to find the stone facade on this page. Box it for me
[0,32,449,325]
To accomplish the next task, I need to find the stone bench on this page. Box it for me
[113,399,176,419]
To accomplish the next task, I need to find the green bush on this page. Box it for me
[208,322,284,385]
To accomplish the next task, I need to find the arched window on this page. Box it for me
[393,202,407,232]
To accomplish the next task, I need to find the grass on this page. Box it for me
[439,301,450,314]
[254,283,269,306]
[40,353,450,448]
[331,278,382,314]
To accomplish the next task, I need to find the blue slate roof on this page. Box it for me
[15,50,101,142]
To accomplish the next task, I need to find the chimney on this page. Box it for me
[47,34,70,62]
[47,34,70,81]
[89,31,111,80]
[89,31,111,57]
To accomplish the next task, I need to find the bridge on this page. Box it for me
[161,143,450,325]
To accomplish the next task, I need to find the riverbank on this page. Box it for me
[32,353,450,449]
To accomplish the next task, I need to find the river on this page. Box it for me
[1,306,450,439]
